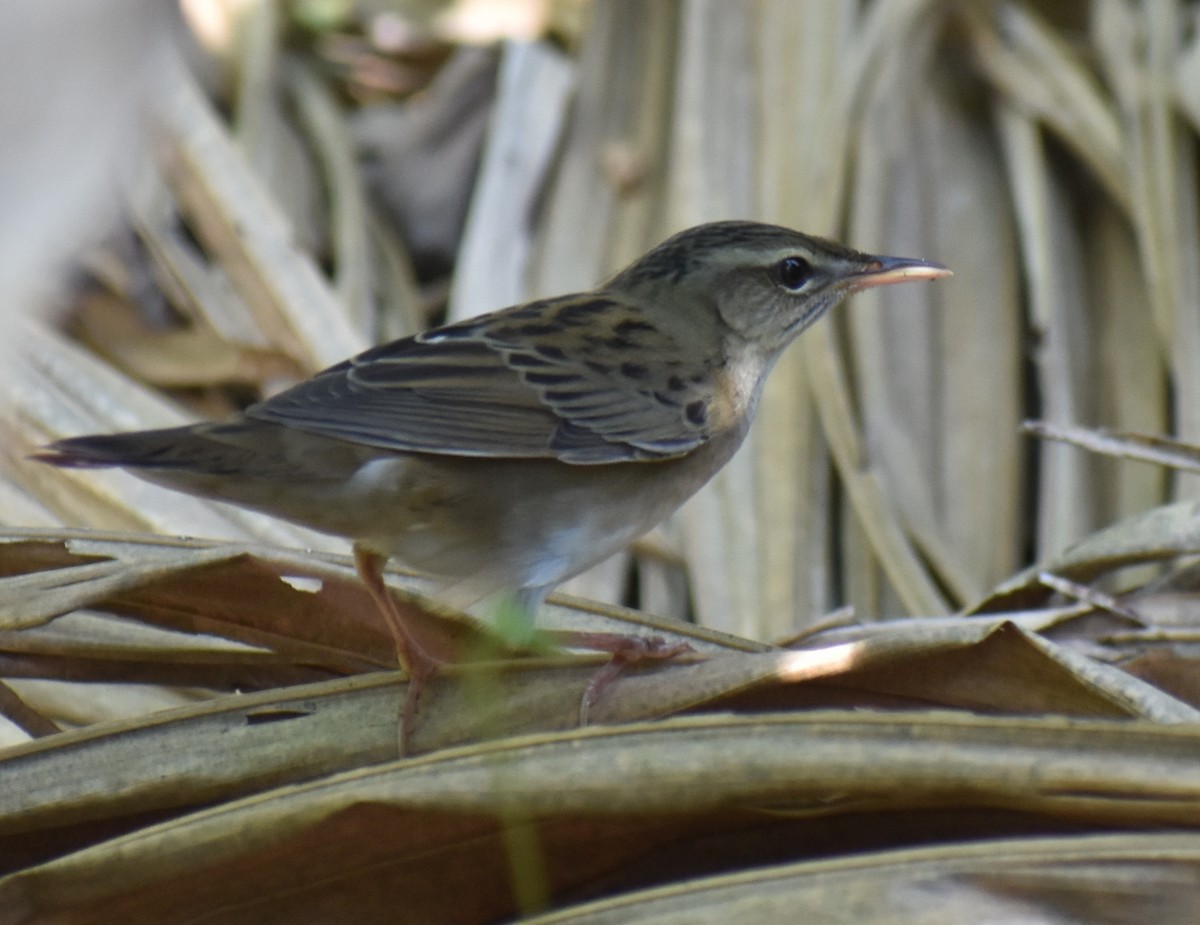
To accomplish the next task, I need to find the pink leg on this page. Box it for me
[545,631,694,723]
[354,546,444,754]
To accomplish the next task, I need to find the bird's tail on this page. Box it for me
[32,426,222,471]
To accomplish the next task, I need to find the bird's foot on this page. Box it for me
[546,631,694,724]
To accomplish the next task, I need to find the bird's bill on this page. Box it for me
[850,255,952,290]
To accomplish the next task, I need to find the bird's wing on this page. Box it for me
[245,296,719,464]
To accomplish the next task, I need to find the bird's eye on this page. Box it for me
[775,256,813,291]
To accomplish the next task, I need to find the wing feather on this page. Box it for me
[246,297,718,464]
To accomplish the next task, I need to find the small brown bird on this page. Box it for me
[36,221,949,741]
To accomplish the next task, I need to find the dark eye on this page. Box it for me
[775,256,813,291]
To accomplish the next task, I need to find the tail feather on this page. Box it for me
[32,426,227,471]
[33,420,379,482]
[32,422,394,535]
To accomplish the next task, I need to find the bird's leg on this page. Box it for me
[544,630,694,724]
[512,587,693,724]
[353,545,444,755]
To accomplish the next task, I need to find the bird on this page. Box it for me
[35,220,950,747]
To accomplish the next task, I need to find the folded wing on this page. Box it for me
[246,297,717,464]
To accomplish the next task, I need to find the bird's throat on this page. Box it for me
[710,343,770,434]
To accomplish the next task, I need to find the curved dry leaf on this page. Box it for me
[961,2,1129,211]
[160,70,368,371]
[4,713,1200,923]
[3,623,1197,881]
[974,501,1200,612]
[519,833,1200,925]
[1025,421,1200,475]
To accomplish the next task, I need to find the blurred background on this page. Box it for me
[8,5,1200,920]
[3,0,1195,642]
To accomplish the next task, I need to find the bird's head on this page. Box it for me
[609,220,951,356]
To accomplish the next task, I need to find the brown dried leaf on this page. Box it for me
[5,713,1200,923]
